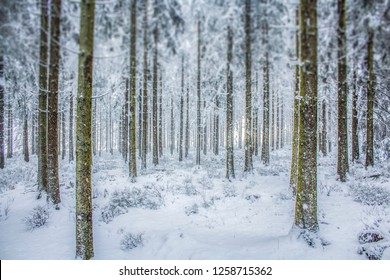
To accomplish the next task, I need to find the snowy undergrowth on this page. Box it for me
[0,150,389,259]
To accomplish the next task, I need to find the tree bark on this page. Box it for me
[294,0,318,232]
[152,10,159,166]
[226,26,235,179]
[0,55,4,169]
[23,111,29,162]
[38,0,49,191]
[141,0,149,169]
[179,57,184,161]
[47,0,62,205]
[75,0,95,260]
[366,29,374,167]
[336,0,349,182]
[185,80,189,158]
[196,21,201,165]
[69,91,74,161]
[244,0,253,172]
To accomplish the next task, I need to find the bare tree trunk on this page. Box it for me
[366,29,374,168]
[185,80,189,158]
[321,100,327,156]
[38,0,49,191]
[226,26,235,179]
[47,0,62,206]
[75,0,95,260]
[23,111,30,162]
[123,78,129,163]
[61,107,66,160]
[290,6,300,192]
[7,98,13,159]
[351,67,359,162]
[170,96,175,155]
[179,57,184,161]
[152,7,159,166]
[214,95,219,155]
[141,0,149,169]
[196,21,201,165]
[337,0,349,182]
[294,0,318,232]
[203,100,207,155]
[244,0,253,172]
[69,91,74,161]
[158,73,163,157]
[0,55,4,169]
[261,0,270,165]
[92,99,97,156]
[271,91,275,151]
[276,91,280,150]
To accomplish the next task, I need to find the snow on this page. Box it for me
[1,148,389,260]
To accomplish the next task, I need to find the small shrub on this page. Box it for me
[185,203,199,216]
[350,183,390,206]
[120,233,144,251]
[24,205,50,231]
[100,186,164,223]
[223,184,237,197]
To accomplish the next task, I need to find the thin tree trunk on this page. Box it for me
[244,0,252,172]
[123,78,129,163]
[351,67,359,162]
[290,6,300,192]
[158,73,163,157]
[141,0,149,169]
[61,108,66,160]
[203,100,207,155]
[0,55,4,169]
[337,0,349,182]
[23,111,30,162]
[152,8,159,166]
[276,91,280,150]
[38,0,49,191]
[271,91,275,151]
[321,100,327,156]
[226,26,235,179]
[366,29,374,167]
[75,0,95,260]
[7,98,13,159]
[261,0,270,165]
[179,56,184,161]
[170,96,175,155]
[69,91,74,161]
[294,0,318,232]
[214,95,219,155]
[185,80,189,158]
[196,20,201,165]
[47,0,62,206]
[92,99,97,156]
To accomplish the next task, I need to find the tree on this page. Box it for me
[75,0,95,260]
[196,20,201,165]
[366,28,374,168]
[47,0,62,206]
[336,0,349,182]
[69,91,74,162]
[179,56,184,161]
[23,111,29,162]
[0,54,4,169]
[294,0,318,232]
[38,0,49,192]
[184,78,189,158]
[129,0,137,179]
[261,0,270,166]
[152,0,159,166]
[141,0,149,170]
[226,26,235,179]
[244,0,253,172]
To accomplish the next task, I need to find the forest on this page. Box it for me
[0,0,389,260]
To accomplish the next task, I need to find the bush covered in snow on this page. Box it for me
[24,205,50,231]
[350,183,390,206]
[185,203,199,216]
[100,185,164,223]
[120,232,144,251]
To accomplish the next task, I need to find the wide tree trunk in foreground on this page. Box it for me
[294,0,318,232]
[75,0,95,260]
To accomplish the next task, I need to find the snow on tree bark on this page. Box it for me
[294,0,318,232]
[75,0,95,260]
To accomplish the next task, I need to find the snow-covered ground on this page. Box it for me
[1,148,389,260]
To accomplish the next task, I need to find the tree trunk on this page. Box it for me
[75,0,95,260]
[321,100,327,156]
[47,0,62,206]
[61,108,66,160]
[226,26,235,179]
[92,99,97,156]
[351,67,359,162]
[261,0,270,165]
[7,98,13,159]
[366,29,374,167]
[196,20,201,165]
[271,91,275,151]
[38,0,49,191]
[185,80,189,158]
[170,96,175,155]
[69,91,74,161]
[123,78,129,163]
[276,91,280,150]
[336,0,349,182]
[203,100,207,155]
[244,0,253,172]
[179,67,185,161]
[294,0,318,232]
[23,111,30,162]
[141,0,149,169]
[158,73,163,157]
[214,95,219,155]
[152,12,159,166]
[290,7,300,192]
[0,55,4,169]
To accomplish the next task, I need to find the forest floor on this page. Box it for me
[1,147,390,259]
